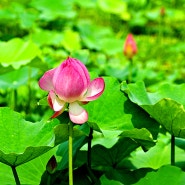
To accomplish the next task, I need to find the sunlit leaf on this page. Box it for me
[29,29,63,47]
[99,38,123,55]
[86,77,159,138]
[30,0,76,20]
[133,165,185,185]
[71,49,90,65]
[74,0,97,8]
[0,148,58,184]
[62,29,81,52]
[120,128,155,150]
[123,81,185,138]
[10,2,38,29]
[0,38,42,69]
[0,107,67,167]
[77,20,113,50]
[97,0,127,14]
[99,174,123,185]
[130,133,185,170]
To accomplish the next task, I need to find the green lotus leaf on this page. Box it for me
[0,107,67,167]
[99,174,123,185]
[97,0,127,15]
[0,38,42,69]
[28,29,63,47]
[0,148,57,184]
[130,133,185,170]
[86,77,159,139]
[133,165,185,185]
[120,128,155,150]
[88,128,155,171]
[0,66,38,90]
[77,20,113,50]
[30,0,76,20]
[123,81,185,138]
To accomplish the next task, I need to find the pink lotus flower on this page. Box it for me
[39,57,105,124]
[160,7,165,17]
[123,34,137,59]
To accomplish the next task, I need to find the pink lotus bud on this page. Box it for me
[123,34,137,59]
[39,57,105,124]
[160,7,165,17]
[46,155,57,174]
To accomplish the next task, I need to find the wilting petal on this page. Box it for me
[82,77,105,101]
[53,57,90,102]
[39,68,56,91]
[69,102,88,124]
[48,91,66,111]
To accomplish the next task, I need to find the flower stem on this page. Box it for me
[87,127,98,183]
[68,121,73,185]
[46,174,51,185]
[10,90,17,110]
[87,127,93,168]
[11,166,21,185]
[171,134,175,166]
[128,58,133,83]
[27,67,32,113]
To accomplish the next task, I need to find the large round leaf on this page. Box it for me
[0,38,42,69]
[123,81,185,138]
[0,148,57,184]
[29,29,63,47]
[30,0,76,20]
[0,107,66,167]
[130,133,185,170]
[133,165,185,185]
[0,66,38,90]
[84,129,155,174]
[85,77,159,138]
[99,175,123,185]
[77,20,113,50]
[97,0,127,14]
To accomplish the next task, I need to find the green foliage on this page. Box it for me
[86,77,159,138]
[133,165,185,185]
[30,0,76,20]
[0,148,58,184]
[123,81,185,138]
[0,66,38,90]
[0,38,42,69]
[0,0,185,184]
[0,107,62,166]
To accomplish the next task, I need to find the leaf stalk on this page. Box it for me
[69,121,73,185]
[171,134,175,166]
[11,166,21,185]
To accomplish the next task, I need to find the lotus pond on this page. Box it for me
[0,0,185,184]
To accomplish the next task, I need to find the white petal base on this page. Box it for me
[69,102,88,124]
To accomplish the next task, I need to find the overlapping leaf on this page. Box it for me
[0,148,57,184]
[133,165,185,185]
[30,0,76,20]
[0,66,38,90]
[122,81,185,138]
[129,133,185,170]
[86,77,159,139]
[0,107,68,167]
